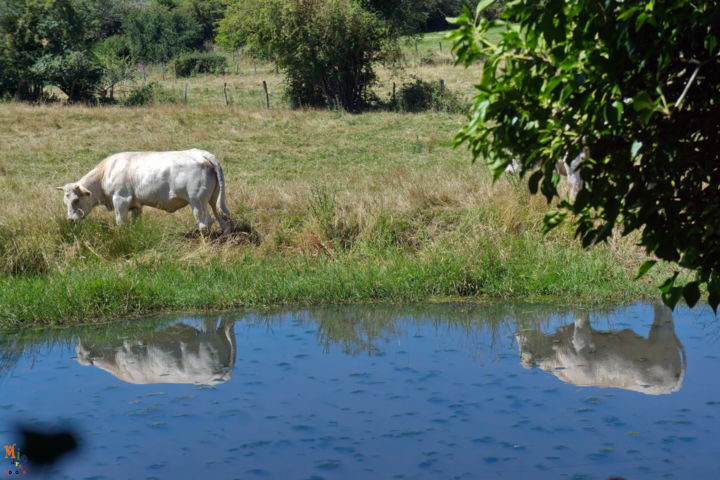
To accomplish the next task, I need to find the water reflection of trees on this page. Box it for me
[0,303,697,396]
[301,303,580,356]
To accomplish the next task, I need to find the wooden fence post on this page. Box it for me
[439,79,445,93]
[184,83,188,104]
[224,82,229,106]
[262,81,270,109]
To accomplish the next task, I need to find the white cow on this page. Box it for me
[505,149,586,201]
[516,305,685,395]
[75,319,236,385]
[57,149,232,233]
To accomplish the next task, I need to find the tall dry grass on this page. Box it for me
[0,35,662,326]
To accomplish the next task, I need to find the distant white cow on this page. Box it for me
[57,149,232,233]
[516,305,685,395]
[76,319,236,386]
[505,149,587,201]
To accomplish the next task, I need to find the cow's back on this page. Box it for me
[101,150,216,211]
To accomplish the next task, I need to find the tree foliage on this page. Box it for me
[0,0,103,101]
[449,0,720,310]
[177,0,226,46]
[218,0,394,112]
[123,4,200,63]
[215,0,281,57]
[359,0,434,35]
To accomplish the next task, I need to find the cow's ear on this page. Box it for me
[75,185,92,197]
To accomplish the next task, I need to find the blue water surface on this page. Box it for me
[0,303,718,479]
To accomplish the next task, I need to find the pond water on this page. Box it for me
[0,303,718,479]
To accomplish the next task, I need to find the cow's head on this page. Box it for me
[57,183,95,222]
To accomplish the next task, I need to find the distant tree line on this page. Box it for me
[0,0,492,106]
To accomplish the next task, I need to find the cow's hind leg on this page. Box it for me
[189,199,213,235]
[210,188,232,235]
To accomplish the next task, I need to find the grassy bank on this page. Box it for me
[0,100,664,329]
[0,37,668,329]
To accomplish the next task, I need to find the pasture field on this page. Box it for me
[0,36,667,329]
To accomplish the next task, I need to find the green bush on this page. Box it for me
[395,76,466,113]
[173,52,226,77]
[0,0,105,102]
[123,5,201,64]
[30,51,103,103]
[122,82,179,106]
[218,0,396,112]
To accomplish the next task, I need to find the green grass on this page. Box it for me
[0,235,653,329]
[0,32,665,329]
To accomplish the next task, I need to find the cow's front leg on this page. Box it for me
[113,195,131,226]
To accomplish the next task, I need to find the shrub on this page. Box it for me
[30,51,104,103]
[122,82,179,106]
[173,52,226,77]
[395,76,466,113]
[218,0,396,112]
[0,0,104,102]
[123,5,201,64]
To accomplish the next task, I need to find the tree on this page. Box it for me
[218,0,394,112]
[0,0,103,101]
[359,0,434,35]
[123,4,200,64]
[93,35,135,101]
[178,0,226,46]
[30,50,103,102]
[215,0,282,58]
[425,0,504,31]
[448,0,720,310]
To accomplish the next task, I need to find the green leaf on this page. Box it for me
[682,281,701,307]
[528,170,542,194]
[618,6,639,21]
[542,209,567,234]
[632,91,653,112]
[661,286,683,310]
[635,260,656,280]
[475,0,495,16]
[613,100,624,123]
[630,140,643,159]
[709,282,720,313]
[658,271,679,293]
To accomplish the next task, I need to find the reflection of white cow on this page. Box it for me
[516,305,685,395]
[76,319,236,385]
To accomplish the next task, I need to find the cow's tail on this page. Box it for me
[201,151,233,233]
